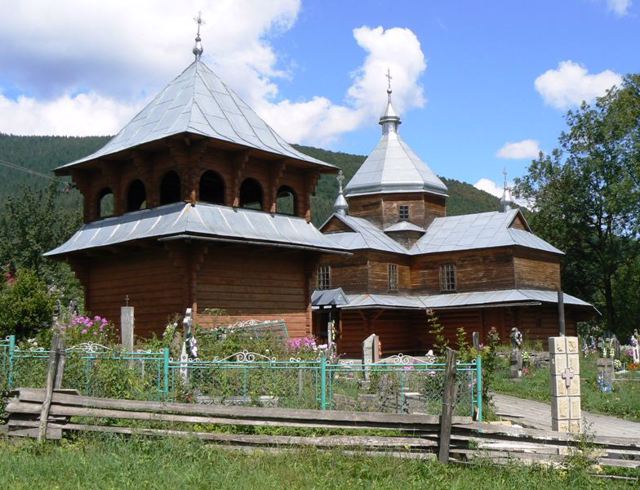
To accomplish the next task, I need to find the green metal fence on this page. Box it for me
[1,336,482,419]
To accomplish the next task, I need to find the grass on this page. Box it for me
[492,355,640,421]
[0,435,635,489]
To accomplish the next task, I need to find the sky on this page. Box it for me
[0,0,638,196]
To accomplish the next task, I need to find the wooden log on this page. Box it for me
[438,348,457,464]
[13,388,471,427]
[38,333,62,442]
[54,335,66,389]
[6,400,445,432]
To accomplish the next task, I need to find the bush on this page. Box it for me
[0,268,57,339]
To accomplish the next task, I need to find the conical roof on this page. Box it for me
[55,60,333,173]
[344,92,447,198]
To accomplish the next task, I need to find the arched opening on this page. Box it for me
[199,170,225,205]
[127,179,147,211]
[97,188,114,218]
[276,185,297,215]
[239,178,263,210]
[160,171,181,205]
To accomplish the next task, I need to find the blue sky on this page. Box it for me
[0,0,637,194]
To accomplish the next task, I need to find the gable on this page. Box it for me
[321,215,356,234]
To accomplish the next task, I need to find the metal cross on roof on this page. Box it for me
[561,367,574,388]
[385,68,393,94]
[336,169,345,192]
[193,11,205,60]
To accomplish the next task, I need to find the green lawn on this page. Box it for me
[492,355,640,421]
[0,435,634,489]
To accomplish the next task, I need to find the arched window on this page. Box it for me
[199,170,225,205]
[97,187,114,218]
[276,185,297,215]
[160,171,181,205]
[239,178,263,210]
[126,179,147,211]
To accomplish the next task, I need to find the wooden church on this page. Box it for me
[311,83,595,356]
[46,28,594,354]
[46,32,345,337]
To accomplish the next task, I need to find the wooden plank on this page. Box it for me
[13,389,471,426]
[38,333,62,442]
[438,348,457,463]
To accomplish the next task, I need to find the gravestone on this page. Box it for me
[362,334,380,381]
[631,330,640,364]
[611,335,621,361]
[597,358,614,392]
[472,331,480,350]
[120,305,135,352]
[510,327,523,378]
[549,336,581,433]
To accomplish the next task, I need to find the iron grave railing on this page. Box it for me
[1,335,482,419]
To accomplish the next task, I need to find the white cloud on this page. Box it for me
[474,178,504,199]
[496,139,541,160]
[0,2,428,146]
[0,92,142,136]
[534,61,622,110]
[605,0,632,16]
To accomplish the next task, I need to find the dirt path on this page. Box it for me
[492,393,640,438]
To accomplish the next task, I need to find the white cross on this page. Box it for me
[385,68,392,92]
[561,367,574,388]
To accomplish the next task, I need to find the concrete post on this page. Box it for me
[549,336,581,433]
[120,306,135,351]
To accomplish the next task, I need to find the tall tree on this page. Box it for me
[516,75,640,337]
[0,183,83,303]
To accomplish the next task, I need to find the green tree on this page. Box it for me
[0,183,83,304]
[515,74,640,337]
[0,268,58,338]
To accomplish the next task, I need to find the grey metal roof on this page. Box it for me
[410,209,563,255]
[344,92,447,198]
[335,289,593,310]
[384,221,426,233]
[311,288,349,307]
[322,214,409,254]
[55,60,334,172]
[45,202,346,256]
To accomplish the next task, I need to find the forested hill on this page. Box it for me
[0,134,500,224]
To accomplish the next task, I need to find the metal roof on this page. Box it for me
[334,289,593,310]
[344,89,447,198]
[410,209,563,255]
[55,60,334,172]
[45,202,346,256]
[311,288,349,307]
[323,214,409,253]
[384,221,426,233]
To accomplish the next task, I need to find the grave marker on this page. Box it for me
[549,336,581,433]
[120,299,135,352]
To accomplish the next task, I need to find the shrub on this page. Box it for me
[0,268,58,339]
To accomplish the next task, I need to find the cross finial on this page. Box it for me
[385,68,393,95]
[336,170,345,192]
[192,12,205,60]
[502,167,508,189]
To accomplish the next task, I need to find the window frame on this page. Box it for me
[317,265,332,290]
[439,263,457,292]
[388,263,399,291]
[399,205,410,221]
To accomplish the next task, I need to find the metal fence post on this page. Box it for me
[8,334,15,389]
[162,347,170,400]
[476,354,483,422]
[320,354,327,410]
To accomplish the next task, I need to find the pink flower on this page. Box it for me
[81,329,88,334]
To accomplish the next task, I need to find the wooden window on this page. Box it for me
[399,205,409,220]
[439,264,456,292]
[126,179,147,211]
[388,264,399,291]
[160,171,181,205]
[199,170,225,204]
[317,265,331,290]
[239,178,263,210]
[276,185,297,216]
[97,187,114,218]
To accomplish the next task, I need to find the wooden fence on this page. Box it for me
[4,387,639,469]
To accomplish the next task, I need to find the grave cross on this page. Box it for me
[561,367,574,388]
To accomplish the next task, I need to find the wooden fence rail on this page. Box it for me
[3,388,639,469]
